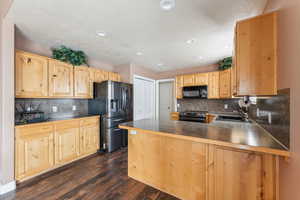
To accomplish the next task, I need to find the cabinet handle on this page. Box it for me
[27,58,31,64]
[52,75,57,78]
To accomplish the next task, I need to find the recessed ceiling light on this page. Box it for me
[198,56,203,60]
[186,39,196,44]
[160,0,175,11]
[157,63,163,66]
[136,52,143,56]
[97,32,107,37]
[225,45,230,49]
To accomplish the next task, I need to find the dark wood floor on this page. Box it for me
[1,148,179,200]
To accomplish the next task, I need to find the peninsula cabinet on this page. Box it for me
[15,50,48,98]
[15,116,100,182]
[219,68,231,98]
[74,66,91,98]
[234,12,277,96]
[128,130,279,200]
[208,71,220,99]
[48,59,74,97]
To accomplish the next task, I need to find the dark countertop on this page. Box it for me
[15,114,100,126]
[120,119,290,156]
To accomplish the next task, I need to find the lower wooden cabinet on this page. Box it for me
[15,116,100,182]
[15,124,55,181]
[128,131,279,200]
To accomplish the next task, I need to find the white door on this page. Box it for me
[134,76,155,120]
[159,81,174,120]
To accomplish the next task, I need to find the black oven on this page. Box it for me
[183,86,208,99]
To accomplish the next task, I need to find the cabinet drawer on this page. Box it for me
[16,124,54,136]
[55,120,80,130]
[80,117,99,126]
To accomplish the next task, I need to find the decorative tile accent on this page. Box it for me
[249,89,290,148]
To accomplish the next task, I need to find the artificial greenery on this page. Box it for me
[52,46,88,66]
[218,56,232,70]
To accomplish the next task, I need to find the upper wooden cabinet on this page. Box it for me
[175,76,183,99]
[194,73,208,86]
[235,12,277,96]
[219,69,231,98]
[94,69,108,83]
[15,51,48,98]
[183,74,195,86]
[48,59,74,97]
[74,66,91,98]
[15,123,54,180]
[208,72,220,99]
[109,72,121,82]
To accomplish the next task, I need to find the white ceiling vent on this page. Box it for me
[160,0,175,11]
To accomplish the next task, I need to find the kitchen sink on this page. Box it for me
[215,115,251,123]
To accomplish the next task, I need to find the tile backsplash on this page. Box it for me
[249,89,290,148]
[177,99,240,113]
[15,98,89,121]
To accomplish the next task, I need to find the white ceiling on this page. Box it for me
[8,0,267,71]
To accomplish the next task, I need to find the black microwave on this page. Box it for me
[183,86,208,99]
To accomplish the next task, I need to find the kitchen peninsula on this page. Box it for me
[120,119,290,200]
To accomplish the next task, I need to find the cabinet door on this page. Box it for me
[15,51,48,98]
[49,59,74,97]
[88,68,95,98]
[194,73,208,86]
[94,69,106,83]
[236,12,277,96]
[74,66,90,98]
[208,146,264,200]
[15,124,54,181]
[54,120,80,165]
[109,72,120,81]
[219,69,231,98]
[208,72,220,99]
[183,74,195,86]
[80,118,99,155]
[175,76,183,99]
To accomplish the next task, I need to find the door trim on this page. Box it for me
[155,79,175,120]
[133,75,156,121]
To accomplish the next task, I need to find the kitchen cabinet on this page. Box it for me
[74,66,91,98]
[208,72,220,99]
[15,116,100,182]
[94,69,107,83]
[49,59,74,97]
[175,76,183,99]
[109,72,121,82]
[15,50,48,98]
[219,69,231,98]
[208,146,278,200]
[194,73,208,86]
[80,118,100,155]
[54,120,80,165]
[183,74,195,86]
[15,124,54,181]
[235,12,277,96]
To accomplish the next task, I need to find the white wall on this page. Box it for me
[0,0,15,191]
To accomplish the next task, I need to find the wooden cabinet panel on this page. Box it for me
[15,124,54,180]
[194,73,208,86]
[80,119,99,155]
[109,72,120,82]
[15,51,48,98]
[128,131,207,200]
[208,72,220,99]
[74,66,91,98]
[235,12,277,96]
[219,69,231,98]
[94,69,107,83]
[208,145,278,200]
[175,76,183,99]
[183,74,195,86]
[49,59,74,97]
[54,120,80,165]
[170,112,179,120]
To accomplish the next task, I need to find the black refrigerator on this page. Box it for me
[88,80,133,153]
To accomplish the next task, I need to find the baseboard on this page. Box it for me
[0,181,16,195]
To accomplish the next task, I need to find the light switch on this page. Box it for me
[224,104,228,109]
[130,130,137,135]
[52,106,58,113]
[72,105,77,111]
